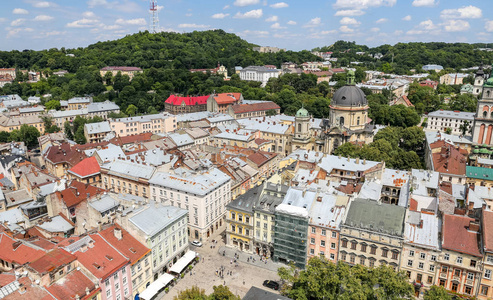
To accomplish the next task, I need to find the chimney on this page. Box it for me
[88,239,95,248]
[468,221,480,232]
[86,287,90,295]
[355,157,360,164]
[12,241,22,251]
[114,227,122,240]
[75,294,80,300]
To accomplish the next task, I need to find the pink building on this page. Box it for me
[110,113,176,137]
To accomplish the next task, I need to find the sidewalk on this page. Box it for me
[218,245,283,273]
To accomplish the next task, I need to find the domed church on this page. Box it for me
[291,70,375,153]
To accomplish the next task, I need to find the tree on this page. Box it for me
[445,128,452,134]
[125,104,138,116]
[64,121,74,140]
[424,286,452,300]
[449,93,477,112]
[13,125,41,149]
[173,286,207,300]
[209,285,240,300]
[459,120,471,136]
[45,100,61,110]
[266,109,277,116]
[0,131,10,143]
[74,126,86,144]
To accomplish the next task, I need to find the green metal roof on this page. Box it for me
[479,148,490,154]
[466,166,493,180]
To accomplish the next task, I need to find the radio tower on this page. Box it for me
[149,0,159,33]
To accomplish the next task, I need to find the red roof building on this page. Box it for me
[28,248,76,275]
[228,102,281,119]
[431,142,467,181]
[45,270,99,300]
[0,233,45,269]
[98,224,150,265]
[164,95,209,114]
[44,144,87,178]
[67,156,101,185]
[442,214,481,257]
[207,93,243,113]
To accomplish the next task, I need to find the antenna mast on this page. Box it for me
[149,0,159,33]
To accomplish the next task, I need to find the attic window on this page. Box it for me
[106,255,113,261]
[93,263,101,269]
[129,247,137,254]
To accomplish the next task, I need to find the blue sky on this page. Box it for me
[1,0,492,51]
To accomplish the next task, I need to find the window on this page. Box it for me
[115,282,120,291]
[444,253,450,261]
[351,241,357,250]
[311,227,316,234]
[106,290,111,298]
[481,286,489,296]
[485,269,492,279]
[370,246,377,255]
[467,272,474,280]
[407,260,413,267]
[369,260,375,267]
[471,260,477,268]
[456,257,463,264]
[427,276,433,284]
[350,255,355,264]
[321,229,326,236]
[409,250,415,257]
[321,240,325,247]
[391,252,398,260]
[429,265,435,272]
[454,269,461,277]
[310,238,315,245]
[341,253,347,261]
[310,248,315,255]
[418,262,424,269]
[465,286,472,295]
[105,279,110,286]
[431,255,437,261]
[360,257,365,265]
[330,253,335,260]
[416,273,422,283]
[332,232,337,238]
[420,253,426,260]
[342,240,348,248]
[488,255,493,264]
[382,249,388,258]
[442,266,448,272]
[361,244,367,252]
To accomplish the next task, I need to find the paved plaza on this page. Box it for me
[157,231,284,299]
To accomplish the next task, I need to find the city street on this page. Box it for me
[158,231,283,299]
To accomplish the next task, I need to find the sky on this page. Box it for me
[1,0,493,51]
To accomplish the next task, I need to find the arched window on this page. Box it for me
[357,116,360,125]
[298,123,302,132]
[484,111,488,118]
[340,117,344,126]
[488,90,491,98]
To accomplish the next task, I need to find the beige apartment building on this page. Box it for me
[100,66,143,80]
[110,113,176,137]
[101,159,156,199]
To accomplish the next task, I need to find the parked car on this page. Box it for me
[263,280,279,290]
[191,240,202,247]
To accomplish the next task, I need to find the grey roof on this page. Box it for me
[129,205,188,236]
[4,189,33,208]
[425,130,472,146]
[276,188,317,218]
[318,155,380,174]
[332,85,368,107]
[37,215,74,233]
[308,193,348,230]
[94,144,125,162]
[50,109,87,118]
[404,211,440,250]
[226,184,262,213]
[87,101,119,113]
[113,112,174,124]
[89,194,120,213]
[167,132,194,147]
[237,118,291,135]
[174,111,211,122]
[344,198,406,237]
[60,100,68,107]
[0,208,26,231]
[84,121,112,135]
[427,110,475,120]
[149,168,230,196]
[103,159,156,180]
[68,97,92,104]
[242,286,291,300]
[19,106,45,113]
[242,66,280,73]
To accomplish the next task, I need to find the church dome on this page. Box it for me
[296,106,309,117]
[332,85,368,107]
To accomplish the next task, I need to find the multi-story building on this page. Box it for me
[84,121,112,143]
[225,184,258,253]
[118,204,188,283]
[101,159,156,198]
[239,66,281,87]
[164,95,209,114]
[273,187,316,269]
[339,198,406,270]
[43,143,87,178]
[440,73,469,85]
[237,117,293,156]
[480,209,493,299]
[67,97,92,110]
[228,102,281,120]
[437,214,483,297]
[252,182,288,257]
[87,100,121,119]
[252,46,286,53]
[100,66,143,80]
[427,110,475,136]
[307,193,349,262]
[207,93,242,113]
[110,113,176,137]
[0,114,45,133]
[149,168,231,241]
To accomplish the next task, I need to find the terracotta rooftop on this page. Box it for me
[431,144,466,176]
[68,156,101,178]
[109,132,154,145]
[46,270,97,300]
[56,181,105,208]
[165,95,209,106]
[213,93,241,105]
[0,233,45,265]
[28,248,76,275]
[483,210,493,252]
[99,224,150,264]
[247,151,277,167]
[442,214,482,257]
[44,144,86,167]
[231,102,280,114]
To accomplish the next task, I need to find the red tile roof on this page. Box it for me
[68,157,101,178]
[99,224,150,264]
[0,273,15,287]
[109,132,153,145]
[56,181,105,208]
[46,270,97,300]
[213,93,241,105]
[72,234,128,279]
[28,248,76,275]
[483,210,493,252]
[45,144,86,167]
[442,214,482,257]
[231,102,280,114]
[0,233,45,265]
[5,277,53,300]
[431,144,466,176]
[247,151,277,167]
[165,95,209,106]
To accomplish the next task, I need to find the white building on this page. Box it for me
[239,66,281,87]
[426,110,475,136]
[149,168,231,241]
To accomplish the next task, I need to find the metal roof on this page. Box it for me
[129,205,188,236]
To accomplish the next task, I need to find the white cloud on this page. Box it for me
[271,22,286,29]
[486,20,493,32]
[10,18,26,26]
[212,13,229,19]
[334,0,396,9]
[115,18,146,25]
[223,5,230,9]
[34,15,53,21]
[234,9,263,19]
[321,30,337,35]
[339,25,354,33]
[238,30,269,37]
[7,27,33,38]
[406,19,437,35]
[270,2,288,8]
[287,20,296,25]
[13,8,29,15]
[441,6,482,19]
[334,10,365,16]
[82,11,96,18]
[0,18,6,23]
[303,17,321,28]
[265,16,278,22]
[370,27,380,32]
[443,20,470,32]
[376,18,388,23]
[185,13,192,17]
[402,15,412,21]
[412,0,436,7]
[233,0,259,7]
[102,24,122,30]
[178,23,210,29]
[66,18,100,28]
[340,17,360,25]
[33,1,56,8]
[87,0,107,7]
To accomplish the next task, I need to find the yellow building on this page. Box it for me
[225,185,256,253]
[0,114,45,134]
[100,66,143,81]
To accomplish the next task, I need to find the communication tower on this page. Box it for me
[149,0,159,33]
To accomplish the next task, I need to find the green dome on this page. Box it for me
[296,107,309,117]
[473,149,479,154]
[479,148,489,154]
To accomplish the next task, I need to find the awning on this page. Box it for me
[138,273,174,300]
[169,250,197,274]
